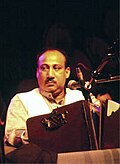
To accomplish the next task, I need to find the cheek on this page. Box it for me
[37,72,45,83]
[57,73,67,83]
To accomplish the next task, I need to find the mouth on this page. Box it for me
[46,81,56,86]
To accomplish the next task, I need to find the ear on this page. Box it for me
[65,67,70,79]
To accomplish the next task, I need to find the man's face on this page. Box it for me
[36,50,70,96]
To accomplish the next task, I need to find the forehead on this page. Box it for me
[38,50,66,65]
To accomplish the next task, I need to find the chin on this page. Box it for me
[45,87,56,92]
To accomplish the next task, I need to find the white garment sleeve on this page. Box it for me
[5,95,29,146]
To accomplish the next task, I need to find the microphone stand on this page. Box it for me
[76,39,119,149]
[76,67,92,103]
[75,69,98,149]
[80,85,92,102]
[92,38,119,80]
[76,67,100,149]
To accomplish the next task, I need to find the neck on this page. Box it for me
[52,89,65,103]
[39,88,66,103]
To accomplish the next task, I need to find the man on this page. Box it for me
[96,92,112,105]
[5,49,85,147]
[92,84,112,105]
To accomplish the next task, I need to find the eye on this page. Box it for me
[40,65,49,71]
[54,65,62,71]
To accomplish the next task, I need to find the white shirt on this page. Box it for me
[5,88,85,146]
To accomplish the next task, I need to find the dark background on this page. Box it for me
[0,0,119,106]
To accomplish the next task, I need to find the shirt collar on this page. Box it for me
[39,89,66,105]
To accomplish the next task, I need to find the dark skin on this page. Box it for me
[36,50,70,103]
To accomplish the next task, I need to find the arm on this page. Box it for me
[5,95,29,147]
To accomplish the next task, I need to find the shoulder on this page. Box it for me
[9,88,46,113]
[65,88,85,104]
[11,88,41,101]
[66,88,84,95]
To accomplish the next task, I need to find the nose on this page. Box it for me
[47,68,54,78]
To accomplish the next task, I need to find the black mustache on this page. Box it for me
[45,78,56,84]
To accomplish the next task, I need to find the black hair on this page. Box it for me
[92,84,112,98]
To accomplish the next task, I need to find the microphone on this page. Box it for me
[67,80,81,90]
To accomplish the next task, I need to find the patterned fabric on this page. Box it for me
[57,148,120,164]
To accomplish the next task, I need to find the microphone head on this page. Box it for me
[67,80,80,90]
